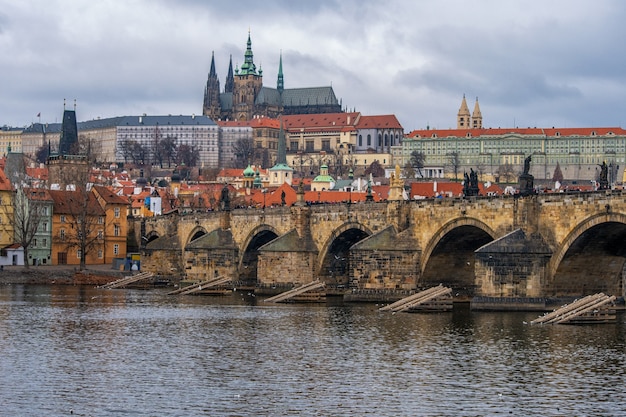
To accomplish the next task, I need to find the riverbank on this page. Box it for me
[0,265,126,286]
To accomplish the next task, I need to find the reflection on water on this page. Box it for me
[0,285,624,416]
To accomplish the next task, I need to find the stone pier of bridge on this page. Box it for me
[135,190,626,302]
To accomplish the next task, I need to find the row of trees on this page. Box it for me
[118,136,199,168]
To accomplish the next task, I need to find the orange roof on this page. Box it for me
[356,115,403,129]
[282,112,360,132]
[0,169,12,191]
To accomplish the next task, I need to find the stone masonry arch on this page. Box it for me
[548,212,626,283]
[185,226,209,246]
[421,217,497,276]
[316,222,372,276]
[238,224,281,272]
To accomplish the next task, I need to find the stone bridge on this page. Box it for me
[136,190,626,300]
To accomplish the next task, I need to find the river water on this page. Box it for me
[0,285,624,417]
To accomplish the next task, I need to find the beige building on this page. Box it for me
[0,126,22,155]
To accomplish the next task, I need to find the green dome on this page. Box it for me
[243,164,255,177]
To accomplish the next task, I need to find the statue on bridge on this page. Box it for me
[220,184,231,211]
[519,155,535,196]
[463,168,480,197]
[598,161,609,190]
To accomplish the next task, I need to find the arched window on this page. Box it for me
[367,134,371,146]
[384,133,388,147]
[359,135,363,147]
[378,133,382,147]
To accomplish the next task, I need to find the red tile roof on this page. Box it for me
[356,115,403,129]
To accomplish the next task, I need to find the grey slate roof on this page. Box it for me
[80,115,217,129]
[281,87,339,107]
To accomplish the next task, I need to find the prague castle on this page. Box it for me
[202,32,342,121]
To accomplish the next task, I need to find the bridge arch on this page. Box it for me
[238,224,281,284]
[144,230,160,244]
[420,217,496,293]
[548,213,626,297]
[185,226,209,246]
[317,222,372,286]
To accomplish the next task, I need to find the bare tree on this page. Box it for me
[403,163,416,179]
[35,144,49,164]
[12,188,47,269]
[78,134,104,166]
[365,160,385,178]
[446,152,461,181]
[409,151,425,178]
[497,163,517,183]
[154,135,177,168]
[233,137,255,168]
[177,143,199,167]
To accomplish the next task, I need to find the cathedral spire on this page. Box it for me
[225,54,234,93]
[203,51,221,118]
[277,50,284,93]
[209,51,217,77]
[457,94,471,129]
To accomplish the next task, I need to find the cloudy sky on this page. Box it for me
[2,0,626,132]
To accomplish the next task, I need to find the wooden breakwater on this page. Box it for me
[531,293,617,325]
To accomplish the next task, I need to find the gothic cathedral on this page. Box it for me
[203,32,342,122]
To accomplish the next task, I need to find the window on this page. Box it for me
[42,222,48,232]
[98,250,103,259]
[60,229,65,241]
[114,244,119,255]
[114,225,120,237]
[98,230,104,240]
[77,250,82,259]
[42,239,47,247]
[33,239,37,247]
[60,215,66,223]
[98,216,104,224]
[114,208,120,218]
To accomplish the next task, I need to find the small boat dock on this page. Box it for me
[530,293,617,325]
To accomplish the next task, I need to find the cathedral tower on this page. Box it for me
[233,32,263,121]
[203,52,221,120]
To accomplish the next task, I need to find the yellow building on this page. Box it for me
[92,186,129,263]
[49,187,129,266]
[0,126,23,156]
[0,169,14,248]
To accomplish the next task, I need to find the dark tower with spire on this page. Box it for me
[203,51,221,120]
[277,51,284,94]
[58,104,78,156]
[225,54,234,94]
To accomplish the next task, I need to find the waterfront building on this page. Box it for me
[202,32,342,122]
[49,186,129,266]
[24,188,53,266]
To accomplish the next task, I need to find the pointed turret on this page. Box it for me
[225,55,234,93]
[457,94,471,129]
[203,51,221,119]
[472,97,483,129]
[277,51,284,93]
